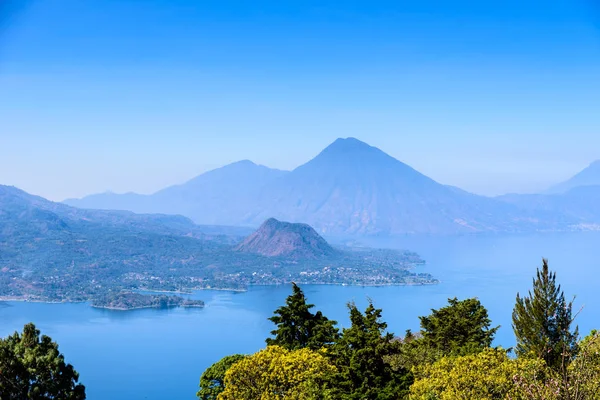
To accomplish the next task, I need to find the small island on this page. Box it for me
[91,292,205,311]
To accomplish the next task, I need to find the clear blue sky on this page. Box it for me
[1,0,599,201]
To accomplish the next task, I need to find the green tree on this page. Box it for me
[411,347,553,400]
[197,354,245,400]
[266,283,339,350]
[218,346,335,400]
[419,297,499,356]
[511,330,600,400]
[0,323,86,400]
[327,302,412,400]
[384,330,440,373]
[512,259,578,369]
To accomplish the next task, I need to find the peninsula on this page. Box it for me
[91,292,205,311]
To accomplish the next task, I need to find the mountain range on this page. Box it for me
[64,137,600,235]
[0,185,435,302]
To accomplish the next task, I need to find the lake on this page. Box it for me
[1,232,599,400]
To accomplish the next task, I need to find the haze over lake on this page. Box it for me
[2,232,598,400]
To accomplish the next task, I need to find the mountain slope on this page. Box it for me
[2,185,214,239]
[0,185,437,301]
[235,218,337,259]
[0,184,229,301]
[62,138,579,235]
[64,160,289,225]
[498,185,600,226]
[244,138,565,234]
[545,161,600,194]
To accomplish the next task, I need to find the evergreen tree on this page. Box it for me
[419,297,499,356]
[0,323,86,400]
[512,258,578,369]
[266,283,339,350]
[327,302,412,400]
[197,354,245,400]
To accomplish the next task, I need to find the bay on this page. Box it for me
[1,232,599,400]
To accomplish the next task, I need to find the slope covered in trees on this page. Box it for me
[2,258,597,399]
[0,185,436,303]
[197,259,597,400]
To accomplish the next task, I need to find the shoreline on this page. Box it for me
[0,297,87,304]
[90,304,205,311]
[0,279,438,307]
[139,287,247,294]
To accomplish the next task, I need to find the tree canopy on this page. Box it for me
[512,258,578,369]
[327,302,412,400]
[411,347,551,400]
[217,346,335,400]
[420,297,499,356]
[0,323,86,400]
[199,271,600,400]
[197,354,246,400]
[266,282,339,350]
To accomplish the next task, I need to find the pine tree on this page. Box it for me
[420,297,499,356]
[512,258,578,369]
[266,283,339,350]
[0,323,86,399]
[327,302,412,400]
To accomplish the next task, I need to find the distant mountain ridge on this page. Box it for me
[493,161,600,226]
[1,185,208,238]
[544,160,600,194]
[63,137,589,235]
[65,160,289,225]
[498,185,600,226]
[235,218,337,259]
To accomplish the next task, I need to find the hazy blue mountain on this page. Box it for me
[63,138,580,235]
[3,185,216,240]
[64,160,289,225]
[498,185,600,227]
[245,138,567,234]
[235,218,337,259]
[545,160,600,194]
[63,191,151,213]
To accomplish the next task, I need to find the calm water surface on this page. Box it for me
[1,232,599,400]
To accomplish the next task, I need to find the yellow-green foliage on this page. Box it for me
[217,345,335,400]
[565,330,600,399]
[512,330,600,400]
[410,348,550,400]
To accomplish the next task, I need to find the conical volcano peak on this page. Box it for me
[322,137,379,155]
[308,137,398,167]
[294,137,422,179]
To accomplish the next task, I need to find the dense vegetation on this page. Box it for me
[0,185,436,305]
[197,259,599,399]
[0,323,85,399]
[91,292,204,310]
[3,258,595,399]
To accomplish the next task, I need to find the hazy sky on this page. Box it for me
[1,0,600,201]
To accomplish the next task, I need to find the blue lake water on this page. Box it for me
[1,232,599,400]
